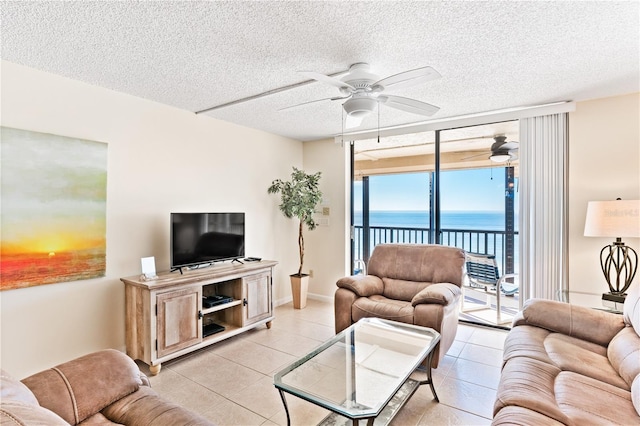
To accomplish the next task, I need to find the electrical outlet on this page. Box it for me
[309,269,314,278]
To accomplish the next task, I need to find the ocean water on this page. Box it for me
[353,210,520,273]
[354,210,517,231]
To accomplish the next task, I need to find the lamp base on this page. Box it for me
[602,292,626,304]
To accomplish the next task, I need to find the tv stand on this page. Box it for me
[232,258,244,264]
[121,260,277,375]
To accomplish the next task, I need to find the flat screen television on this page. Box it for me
[171,212,245,271]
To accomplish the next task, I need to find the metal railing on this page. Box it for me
[353,225,519,274]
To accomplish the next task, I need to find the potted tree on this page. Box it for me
[268,167,322,309]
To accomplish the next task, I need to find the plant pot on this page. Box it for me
[290,274,309,309]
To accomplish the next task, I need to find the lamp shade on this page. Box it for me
[584,199,640,238]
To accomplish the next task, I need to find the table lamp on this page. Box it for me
[584,198,640,303]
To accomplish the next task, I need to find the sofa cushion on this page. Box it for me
[608,326,640,388]
[505,325,628,390]
[382,277,429,301]
[493,356,567,424]
[494,357,638,425]
[502,325,555,365]
[352,295,413,324]
[491,405,565,426]
[367,244,465,286]
[555,370,638,425]
[545,333,628,390]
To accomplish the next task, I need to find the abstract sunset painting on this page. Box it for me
[1,127,107,290]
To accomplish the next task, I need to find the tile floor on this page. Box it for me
[140,299,507,425]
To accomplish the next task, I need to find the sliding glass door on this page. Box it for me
[350,121,519,327]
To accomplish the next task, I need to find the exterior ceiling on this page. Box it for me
[1,1,638,142]
[354,121,520,177]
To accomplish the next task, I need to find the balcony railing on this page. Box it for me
[353,225,519,274]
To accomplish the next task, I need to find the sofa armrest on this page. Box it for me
[411,283,461,306]
[514,298,626,346]
[102,385,214,425]
[21,349,144,425]
[336,275,383,297]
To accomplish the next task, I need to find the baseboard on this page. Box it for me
[274,292,333,307]
[307,293,333,303]
[273,296,293,307]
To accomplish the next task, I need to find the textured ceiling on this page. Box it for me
[1,1,639,142]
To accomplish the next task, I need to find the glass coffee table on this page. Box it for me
[274,318,441,425]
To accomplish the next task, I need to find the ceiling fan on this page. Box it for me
[281,63,441,128]
[464,135,519,163]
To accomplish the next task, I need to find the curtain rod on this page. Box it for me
[334,101,575,143]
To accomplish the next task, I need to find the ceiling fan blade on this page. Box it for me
[501,142,519,150]
[279,96,349,111]
[373,66,441,91]
[345,114,364,129]
[298,71,355,91]
[378,95,440,116]
[461,152,491,160]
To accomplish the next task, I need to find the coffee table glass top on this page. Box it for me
[273,318,440,420]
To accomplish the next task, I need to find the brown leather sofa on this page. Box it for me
[0,349,213,425]
[334,243,465,368]
[492,285,640,425]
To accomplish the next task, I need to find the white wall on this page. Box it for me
[0,61,303,378]
[568,92,640,305]
[303,92,640,308]
[302,138,350,302]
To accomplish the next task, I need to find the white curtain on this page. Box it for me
[519,113,569,305]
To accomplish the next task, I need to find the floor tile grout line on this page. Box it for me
[163,364,275,423]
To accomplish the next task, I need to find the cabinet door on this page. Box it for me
[157,287,201,358]
[243,271,272,326]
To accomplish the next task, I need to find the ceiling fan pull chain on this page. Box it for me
[377,105,380,143]
[341,107,344,145]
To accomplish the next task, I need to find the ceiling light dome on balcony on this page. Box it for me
[490,151,512,163]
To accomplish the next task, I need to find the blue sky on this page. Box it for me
[354,168,515,212]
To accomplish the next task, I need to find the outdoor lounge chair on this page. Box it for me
[461,252,518,325]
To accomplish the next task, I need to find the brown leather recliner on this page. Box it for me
[0,349,213,425]
[335,243,465,368]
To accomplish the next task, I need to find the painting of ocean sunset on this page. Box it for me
[1,127,107,290]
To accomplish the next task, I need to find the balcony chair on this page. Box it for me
[461,252,519,325]
[334,243,466,368]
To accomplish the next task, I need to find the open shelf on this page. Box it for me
[202,321,241,341]
[202,299,242,315]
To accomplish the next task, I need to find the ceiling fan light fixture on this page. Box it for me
[490,153,511,163]
[343,97,378,118]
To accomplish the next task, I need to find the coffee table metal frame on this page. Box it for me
[273,318,441,426]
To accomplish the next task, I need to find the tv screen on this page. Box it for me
[171,212,245,270]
